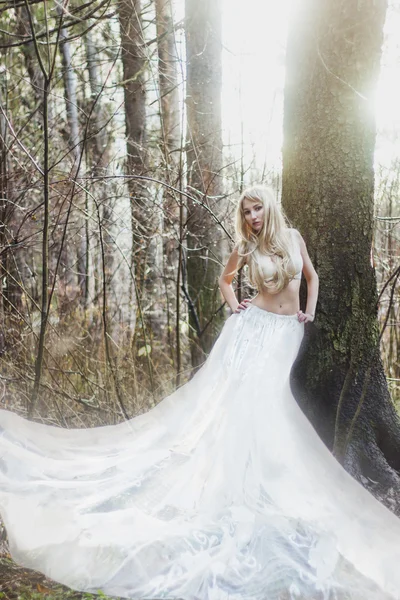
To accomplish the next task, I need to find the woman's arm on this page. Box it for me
[294,230,319,322]
[218,247,250,313]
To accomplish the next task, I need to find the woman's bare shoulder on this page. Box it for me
[286,229,305,254]
[287,227,302,238]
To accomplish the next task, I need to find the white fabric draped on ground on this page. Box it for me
[1,304,400,599]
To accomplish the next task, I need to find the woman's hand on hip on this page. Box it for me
[297,310,314,323]
[234,299,252,313]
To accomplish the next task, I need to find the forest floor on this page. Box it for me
[0,538,117,600]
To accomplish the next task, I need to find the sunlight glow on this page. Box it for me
[221,0,400,180]
[221,0,290,179]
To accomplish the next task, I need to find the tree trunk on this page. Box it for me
[7,7,48,316]
[185,0,225,367]
[16,6,45,110]
[56,5,85,305]
[84,27,115,314]
[0,85,9,354]
[282,0,400,499]
[156,0,181,166]
[155,0,182,359]
[119,0,151,306]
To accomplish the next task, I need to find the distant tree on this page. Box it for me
[185,0,225,367]
[155,0,182,365]
[119,0,150,307]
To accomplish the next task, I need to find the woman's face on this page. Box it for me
[242,198,264,233]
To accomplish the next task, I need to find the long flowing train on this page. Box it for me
[0,305,399,599]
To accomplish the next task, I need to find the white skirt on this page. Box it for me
[1,304,400,599]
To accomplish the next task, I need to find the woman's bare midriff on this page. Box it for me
[250,280,301,315]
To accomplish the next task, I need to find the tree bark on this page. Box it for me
[155,0,182,360]
[282,0,400,498]
[84,26,115,312]
[156,0,181,166]
[16,6,45,111]
[0,85,9,354]
[56,4,85,305]
[185,0,225,367]
[119,0,151,306]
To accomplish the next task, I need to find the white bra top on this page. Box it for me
[254,229,303,282]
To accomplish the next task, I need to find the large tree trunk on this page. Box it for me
[185,0,225,367]
[282,0,400,499]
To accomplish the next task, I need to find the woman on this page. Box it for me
[218,184,318,322]
[1,185,400,600]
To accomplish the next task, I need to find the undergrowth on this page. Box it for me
[0,552,118,600]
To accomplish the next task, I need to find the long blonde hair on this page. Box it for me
[235,185,297,294]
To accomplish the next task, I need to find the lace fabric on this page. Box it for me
[0,304,399,599]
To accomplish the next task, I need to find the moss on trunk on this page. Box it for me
[282,0,400,499]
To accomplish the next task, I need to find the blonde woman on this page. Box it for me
[219,184,319,321]
[2,186,400,600]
